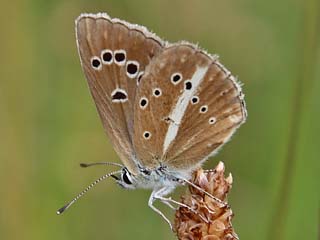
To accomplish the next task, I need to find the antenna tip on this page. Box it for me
[56,205,68,215]
[80,163,88,168]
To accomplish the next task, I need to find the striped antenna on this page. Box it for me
[56,170,122,215]
[79,162,124,168]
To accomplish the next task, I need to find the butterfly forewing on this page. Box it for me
[133,44,246,170]
[76,13,164,174]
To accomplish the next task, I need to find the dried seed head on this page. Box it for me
[174,162,238,240]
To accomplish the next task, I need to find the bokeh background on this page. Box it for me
[0,0,319,239]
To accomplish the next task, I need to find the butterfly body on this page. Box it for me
[116,166,183,191]
[71,12,247,227]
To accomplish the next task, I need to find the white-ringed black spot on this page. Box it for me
[111,88,128,103]
[126,61,139,78]
[185,81,192,90]
[191,96,199,104]
[114,50,126,65]
[170,73,182,85]
[143,131,151,140]
[200,105,208,113]
[101,49,113,64]
[209,117,216,125]
[153,88,162,97]
[137,71,144,85]
[139,97,148,109]
[91,57,102,70]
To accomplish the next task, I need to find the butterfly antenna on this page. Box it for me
[56,170,122,215]
[180,177,227,207]
[80,162,124,168]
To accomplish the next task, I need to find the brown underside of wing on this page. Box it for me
[76,15,163,174]
[133,44,246,170]
[133,45,208,167]
[164,61,245,170]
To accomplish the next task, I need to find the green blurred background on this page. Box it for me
[0,0,319,239]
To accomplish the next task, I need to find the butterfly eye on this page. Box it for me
[143,131,151,140]
[91,57,102,70]
[126,61,140,78]
[122,170,132,185]
[153,88,162,97]
[191,96,199,104]
[139,97,148,109]
[209,117,216,125]
[114,50,126,65]
[200,105,208,113]
[171,73,182,85]
[184,81,192,90]
[101,49,113,64]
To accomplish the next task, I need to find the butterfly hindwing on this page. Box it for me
[133,44,211,167]
[164,58,246,169]
[133,44,246,170]
[76,13,164,174]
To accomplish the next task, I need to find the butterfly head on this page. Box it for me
[113,166,151,189]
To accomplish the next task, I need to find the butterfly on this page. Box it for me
[57,13,247,229]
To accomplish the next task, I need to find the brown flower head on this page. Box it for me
[174,162,238,240]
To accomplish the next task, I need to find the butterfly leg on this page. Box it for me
[155,195,209,223]
[148,187,175,230]
[158,199,176,210]
[152,187,176,210]
[153,186,197,213]
[156,196,191,211]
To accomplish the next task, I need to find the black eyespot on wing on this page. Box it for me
[173,74,181,82]
[144,132,150,138]
[140,98,147,107]
[191,96,199,104]
[113,92,126,100]
[200,105,208,113]
[92,58,101,68]
[115,52,125,62]
[103,52,112,62]
[209,117,216,124]
[112,90,128,102]
[153,88,162,97]
[185,81,192,90]
[136,71,144,85]
[127,63,138,74]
